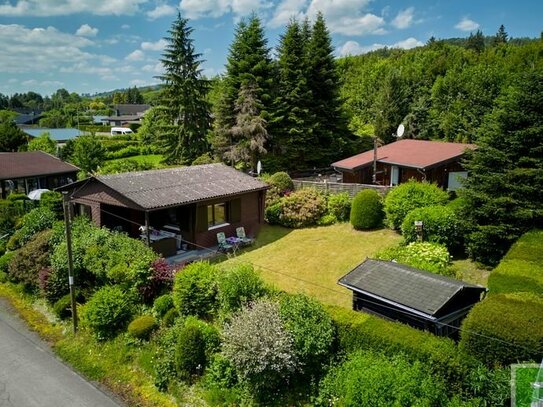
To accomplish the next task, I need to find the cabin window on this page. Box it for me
[207,202,228,228]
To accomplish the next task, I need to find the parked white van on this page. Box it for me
[111,127,134,135]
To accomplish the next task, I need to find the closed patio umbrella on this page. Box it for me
[27,188,50,200]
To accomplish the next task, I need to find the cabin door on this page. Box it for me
[390,166,400,186]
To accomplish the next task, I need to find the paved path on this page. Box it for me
[0,298,124,407]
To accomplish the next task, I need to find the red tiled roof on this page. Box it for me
[332,139,476,170]
[0,151,79,180]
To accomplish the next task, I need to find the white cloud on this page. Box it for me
[130,79,149,86]
[455,17,479,32]
[179,0,270,19]
[122,24,131,29]
[142,62,164,73]
[76,24,99,37]
[147,3,176,19]
[338,36,423,56]
[125,49,145,61]
[269,0,385,36]
[141,38,167,51]
[392,7,414,29]
[0,0,148,16]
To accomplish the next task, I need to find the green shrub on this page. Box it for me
[350,189,383,230]
[162,308,179,327]
[172,261,219,318]
[459,293,543,366]
[384,180,449,229]
[153,294,174,318]
[192,153,215,165]
[175,324,207,379]
[279,188,327,228]
[203,353,239,389]
[223,300,298,397]
[264,201,283,224]
[317,213,337,226]
[217,263,268,314]
[376,242,452,276]
[7,230,52,289]
[316,350,448,407]
[7,207,56,249]
[183,316,221,357]
[39,191,63,219]
[401,205,464,253]
[0,251,15,274]
[279,294,335,376]
[53,294,73,320]
[128,315,158,340]
[0,270,7,283]
[268,171,294,193]
[327,192,351,222]
[82,285,135,340]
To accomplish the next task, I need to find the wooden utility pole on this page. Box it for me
[62,192,77,334]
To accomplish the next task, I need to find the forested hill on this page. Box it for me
[337,36,543,145]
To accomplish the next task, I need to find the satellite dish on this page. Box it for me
[257,160,262,175]
[396,123,405,138]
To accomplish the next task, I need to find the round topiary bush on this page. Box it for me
[128,315,158,340]
[82,285,135,340]
[279,188,327,228]
[383,180,449,229]
[350,189,383,230]
[175,324,207,379]
[162,307,179,327]
[268,172,294,193]
[153,294,174,318]
[53,294,73,320]
[264,201,283,225]
[401,205,464,252]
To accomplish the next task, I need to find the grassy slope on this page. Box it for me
[221,223,402,308]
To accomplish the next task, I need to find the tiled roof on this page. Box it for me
[92,163,268,210]
[338,259,486,317]
[332,139,476,170]
[0,151,79,180]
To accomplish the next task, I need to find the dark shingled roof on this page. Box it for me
[0,151,79,180]
[338,259,486,317]
[93,163,268,210]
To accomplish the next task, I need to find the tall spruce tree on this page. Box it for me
[211,14,273,163]
[461,69,543,265]
[157,14,211,164]
[307,12,352,164]
[271,19,315,170]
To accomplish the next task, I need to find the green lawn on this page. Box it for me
[450,258,491,286]
[221,223,402,308]
[106,154,163,165]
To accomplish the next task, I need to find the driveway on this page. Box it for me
[0,298,124,407]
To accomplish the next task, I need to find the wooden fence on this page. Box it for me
[293,179,390,197]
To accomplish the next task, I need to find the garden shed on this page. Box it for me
[58,164,268,256]
[338,259,487,338]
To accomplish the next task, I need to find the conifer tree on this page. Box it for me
[271,19,314,170]
[307,12,352,164]
[493,24,508,45]
[211,14,273,162]
[156,14,211,164]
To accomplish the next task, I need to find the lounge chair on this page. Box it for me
[236,227,254,246]
[217,232,233,253]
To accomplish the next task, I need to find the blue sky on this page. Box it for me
[0,0,541,96]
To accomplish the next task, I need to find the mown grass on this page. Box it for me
[221,223,402,308]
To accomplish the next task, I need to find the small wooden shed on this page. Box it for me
[338,259,487,338]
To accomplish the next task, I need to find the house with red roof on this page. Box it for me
[331,139,476,190]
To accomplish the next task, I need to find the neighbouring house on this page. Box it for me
[58,164,268,257]
[338,259,487,338]
[102,104,150,127]
[23,128,82,144]
[0,151,79,198]
[331,139,476,190]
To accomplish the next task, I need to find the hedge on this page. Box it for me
[459,293,543,366]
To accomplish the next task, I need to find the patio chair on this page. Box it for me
[236,227,254,246]
[216,232,233,253]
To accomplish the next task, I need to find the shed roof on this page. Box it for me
[23,128,81,142]
[332,139,476,171]
[0,151,79,180]
[67,163,268,210]
[338,259,486,317]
